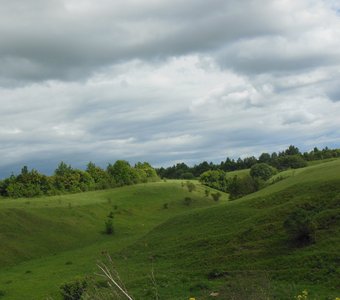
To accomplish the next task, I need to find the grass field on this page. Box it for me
[0,160,339,299]
[0,182,226,299]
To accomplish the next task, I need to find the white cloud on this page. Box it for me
[0,0,340,176]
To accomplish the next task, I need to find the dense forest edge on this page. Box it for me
[1,145,339,199]
[0,161,159,198]
[159,145,340,200]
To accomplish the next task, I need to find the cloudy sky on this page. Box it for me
[1,0,340,176]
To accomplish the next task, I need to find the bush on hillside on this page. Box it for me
[105,218,114,235]
[250,163,277,181]
[211,192,222,202]
[60,278,87,300]
[227,175,259,200]
[186,181,196,192]
[283,208,316,245]
[199,170,228,192]
[184,197,192,206]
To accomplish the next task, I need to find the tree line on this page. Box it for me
[199,163,277,200]
[156,145,340,179]
[0,161,159,198]
[198,145,340,200]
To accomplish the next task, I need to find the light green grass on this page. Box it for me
[0,181,224,299]
[0,160,340,299]
[226,168,250,179]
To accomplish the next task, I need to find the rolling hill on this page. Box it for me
[0,160,339,299]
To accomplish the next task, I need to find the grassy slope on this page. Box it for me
[226,168,249,179]
[115,160,340,299]
[0,160,339,299]
[0,182,225,299]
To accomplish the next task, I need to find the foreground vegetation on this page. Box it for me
[0,159,339,299]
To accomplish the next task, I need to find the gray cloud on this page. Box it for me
[0,0,340,177]
[3,0,338,82]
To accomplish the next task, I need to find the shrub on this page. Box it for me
[250,163,277,181]
[211,192,222,202]
[207,268,226,279]
[186,181,196,192]
[184,197,192,206]
[199,170,228,192]
[227,175,259,200]
[283,208,316,245]
[60,278,87,300]
[105,218,114,235]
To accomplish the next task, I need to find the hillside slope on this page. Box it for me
[0,160,339,299]
[0,182,225,299]
[114,160,340,299]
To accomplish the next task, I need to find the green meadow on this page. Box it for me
[1,160,340,299]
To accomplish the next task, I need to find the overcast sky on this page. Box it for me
[0,0,340,176]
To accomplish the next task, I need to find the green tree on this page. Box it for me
[77,170,95,191]
[275,155,307,170]
[54,161,73,176]
[107,160,138,186]
[180,172,195,179]
[3,167,51,198]
[250,163,277,181]
[199,170,227,192]
[134,162,159,183]
[258,153,271,164]
[86,162,112,189]
[228,175,258,200]
[284,145,301,156]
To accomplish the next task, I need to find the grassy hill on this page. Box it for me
[0,160,339,299]
[0,181,226,299]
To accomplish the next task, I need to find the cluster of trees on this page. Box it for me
[157,145,340,179]
[200,163,279,200]
[156,162,213,179]
[199,169,258,200]
[0,161,159,198]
